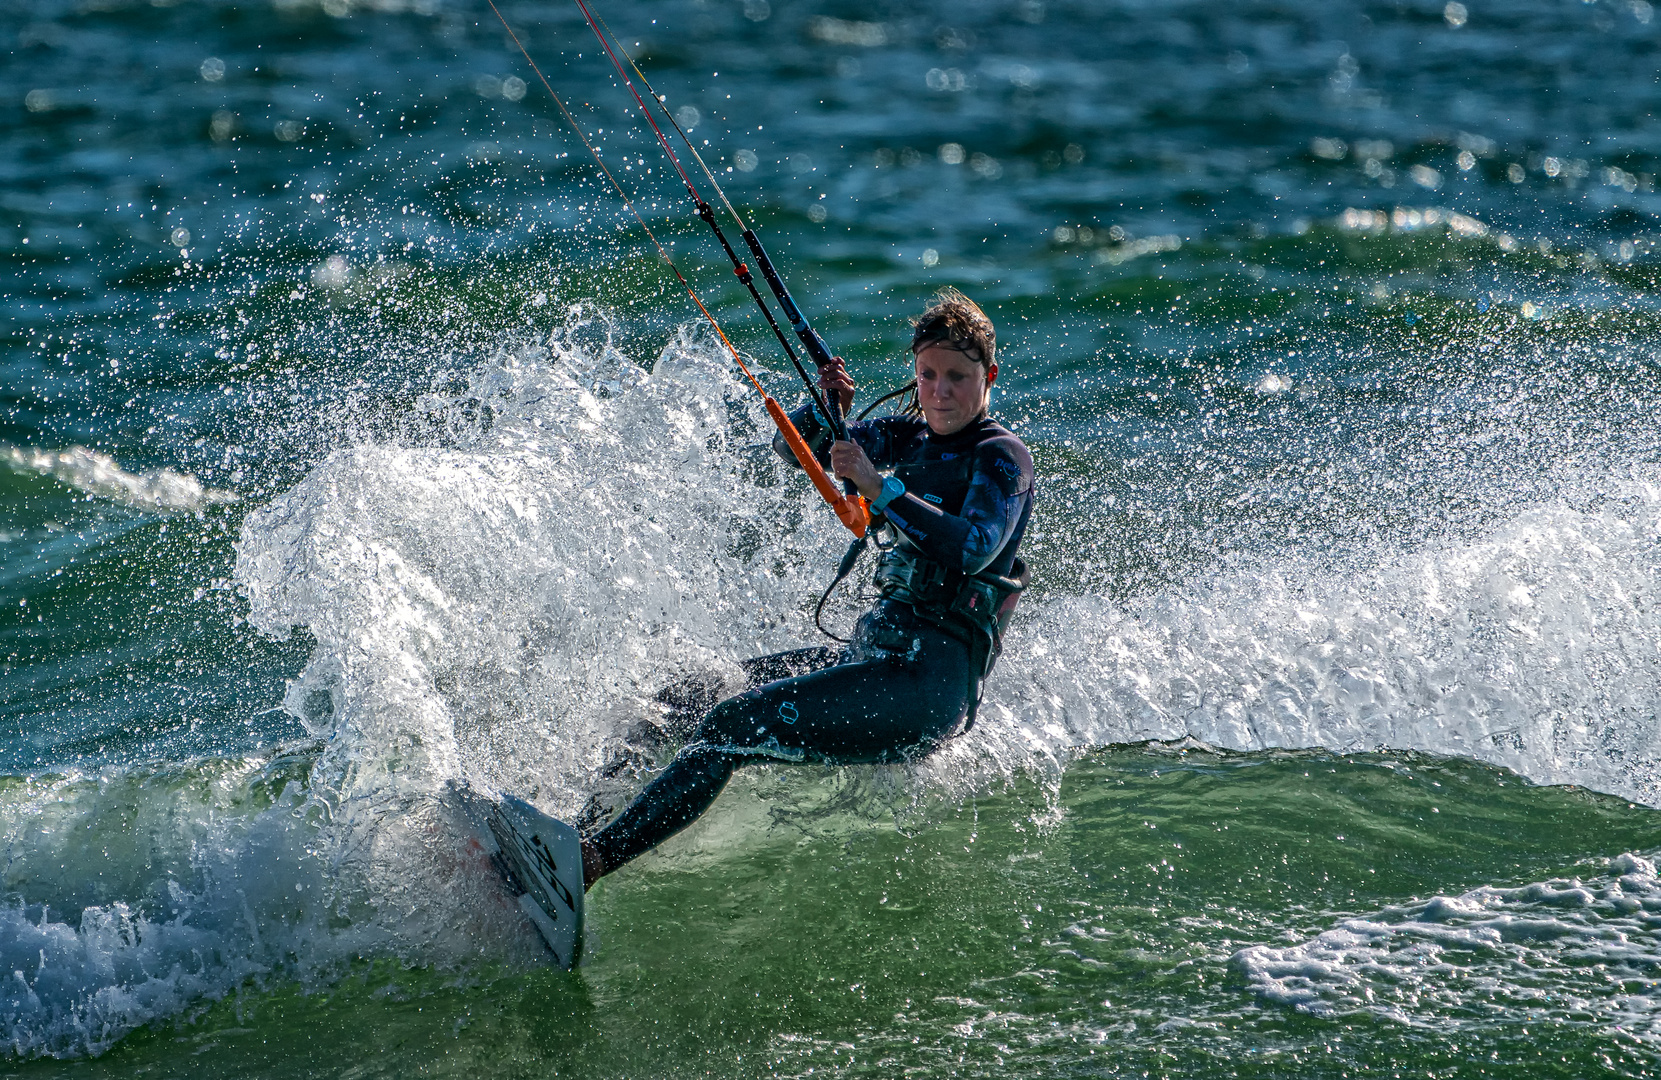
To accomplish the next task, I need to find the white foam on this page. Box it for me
[1234,852,1661,1039]
[0,443,237,514]
[0,753,546,1059]
[942,473,1661,806]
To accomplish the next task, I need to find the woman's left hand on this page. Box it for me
[818,357,855,414]
[829,440,883,501]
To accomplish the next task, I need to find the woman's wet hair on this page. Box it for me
[910,287,996,369]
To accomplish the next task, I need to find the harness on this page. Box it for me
[871,545,1028,681]
[865,544,1026,734]
[876,439,1029,729]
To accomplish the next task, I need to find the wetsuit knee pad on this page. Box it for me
[694,694,762,746]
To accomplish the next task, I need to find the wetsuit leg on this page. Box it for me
[652,647,839,735]
[741,646,838,686]
[578,647,846,833]
[587,627,970,878]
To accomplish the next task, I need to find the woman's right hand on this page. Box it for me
[817,356,855,415]
[829,439,882,501]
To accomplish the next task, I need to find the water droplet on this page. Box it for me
[312,255,350,289]
[925,68,967,92]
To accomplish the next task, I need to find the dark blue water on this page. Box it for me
[2,0,1661,1072]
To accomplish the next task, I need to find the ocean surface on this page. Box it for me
[3,0,1660,1074]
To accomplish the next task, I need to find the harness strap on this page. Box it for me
[871,549,1028,734]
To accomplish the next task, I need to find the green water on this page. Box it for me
[6,748,1653,1078]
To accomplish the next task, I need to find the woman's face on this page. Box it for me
[915,343,997,436]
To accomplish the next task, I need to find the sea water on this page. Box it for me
[2,0,1660,1074]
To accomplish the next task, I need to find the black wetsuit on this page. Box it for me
[586,406,1035,879]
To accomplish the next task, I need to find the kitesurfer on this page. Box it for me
[580,288,1034,888]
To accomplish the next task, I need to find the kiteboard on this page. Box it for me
[460,786,585,968]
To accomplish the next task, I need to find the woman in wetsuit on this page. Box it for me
[580,288,1035,888]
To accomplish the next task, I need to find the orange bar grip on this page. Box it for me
[764,396,869,537]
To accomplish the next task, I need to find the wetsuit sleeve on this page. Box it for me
[882,436,1033,575]
[770,406,906,470]
[771,402,834,469]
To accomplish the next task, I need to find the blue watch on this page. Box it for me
[871,476,906,514]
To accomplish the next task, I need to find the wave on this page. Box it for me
[0,746,557,1059]
[0,443,237,514]
[1234,851,1661,1039]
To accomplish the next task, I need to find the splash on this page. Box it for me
[950,471,1661,806]
[238,302,1661,820]
[235,305,846,815]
